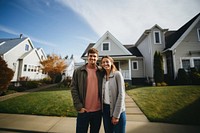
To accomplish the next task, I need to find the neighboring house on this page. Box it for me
[0,35,47,82]
[81,13,200,85]
[63,54,75,78]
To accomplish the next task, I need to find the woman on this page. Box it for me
[101,55,126,133]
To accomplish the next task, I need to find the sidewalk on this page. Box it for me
[0,113,199,133]
[0,86,199,133]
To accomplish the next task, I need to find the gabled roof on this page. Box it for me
[124,45,143,57]
[93,31,132,55]
[165,13,200,50]
[0,37,28,55]
[82,31,135,58]
[81,43,143,58]
[135,24,168,46]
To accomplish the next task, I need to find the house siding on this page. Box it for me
[96,38,128,56]
[137,34,153,78]
[174,21,200,76]
[22,49,46,80]
[131,58,144,78]
[3,39,33,81]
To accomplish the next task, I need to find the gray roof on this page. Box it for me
[0,37,27,55]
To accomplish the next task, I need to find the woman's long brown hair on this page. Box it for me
[101,55,117,72]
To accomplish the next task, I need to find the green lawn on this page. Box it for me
[126,85,200,125]
[0,85,200,125]
[0,87,77,117]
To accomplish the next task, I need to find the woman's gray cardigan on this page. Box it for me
[102,71,126,118]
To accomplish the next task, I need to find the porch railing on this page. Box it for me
[120,70,130,80]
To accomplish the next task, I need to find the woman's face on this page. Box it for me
[101,58,112,71]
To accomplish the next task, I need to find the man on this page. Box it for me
[71,48,103,133]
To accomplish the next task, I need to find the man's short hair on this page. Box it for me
[87,48,98,56]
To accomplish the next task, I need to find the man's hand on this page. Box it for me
[78,108,87,113]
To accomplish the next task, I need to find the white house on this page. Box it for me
[81,13,200,85]
[63,55,75,78]
[0,35,47,82]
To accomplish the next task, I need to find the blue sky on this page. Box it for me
[0,0,200,62]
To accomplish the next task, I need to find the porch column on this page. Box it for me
[128,59,131,80]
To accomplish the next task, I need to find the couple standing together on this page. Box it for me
[71,48,126,133]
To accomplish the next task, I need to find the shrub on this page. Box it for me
[156,83,161,86]
[176,68,189,85]
[0,57,14,95]
[161,82,167,86]
[26,81,39,89]
[189,67,200,85]
[41,77,52,84]
[153,51,164,84]
[55,73,62,83]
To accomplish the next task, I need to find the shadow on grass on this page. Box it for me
[150,98,200,126]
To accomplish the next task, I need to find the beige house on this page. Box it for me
[81,13,200,85]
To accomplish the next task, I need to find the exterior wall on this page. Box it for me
[174,21,200,77]
[137,35,153,78]
[150,27,166,53]
[131,58,144,78]
[64,59,75,78]
[21,49,46,80]
[137,27,166,81]
[3,39,33,81]
[96,38,128,56]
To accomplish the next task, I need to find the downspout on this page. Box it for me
[172,49,176,79]
[128,59,131,80]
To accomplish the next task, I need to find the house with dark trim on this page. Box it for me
[81,13,200,85]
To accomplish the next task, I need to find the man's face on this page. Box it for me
[87,53,98,65]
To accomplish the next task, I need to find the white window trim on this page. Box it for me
[101,42,110,51]
[180,57,200,69]
[153,31,161,44]
[132,61,138,70]
[197,28,200,41]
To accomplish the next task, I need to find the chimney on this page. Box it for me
[20,34,23,38]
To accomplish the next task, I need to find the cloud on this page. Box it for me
[58,0,200,44]
[0,25,56,47]
[0,25,19,36]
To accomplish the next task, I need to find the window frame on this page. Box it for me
[25,44,29,51]
[132,61,138,70]
[101,42,110,51]
[153,31,161,44]
[197,28,200,41]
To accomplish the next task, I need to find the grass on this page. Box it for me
[0,86,77,117]
[126,85,200,125]
[0,85,200,125]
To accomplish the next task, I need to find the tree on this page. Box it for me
[40,54,67,83]
[153,51,164,84]
[0,57,14,95]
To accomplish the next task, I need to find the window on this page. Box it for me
[197,28,200,41]
[182,59,190,71]
[28,65,31,71]
[102,42,110,51]
[154,31,161,44]
[24,64,27,71]
[25,44,29,51]
[132,61,138,70]
[194,59,200,70]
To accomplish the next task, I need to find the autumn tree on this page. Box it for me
[40,54,67,83]
[0,57,14,95]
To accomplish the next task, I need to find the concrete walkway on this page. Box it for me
[0,85,199,133]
